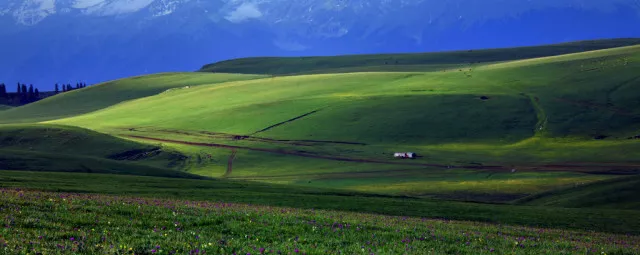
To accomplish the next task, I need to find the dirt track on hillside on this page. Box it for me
[125,127,367,146]
[224,149,237,178]
[123,134,502,170]
[123,134,640,174]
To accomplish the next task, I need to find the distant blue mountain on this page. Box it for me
[0,0,639,90]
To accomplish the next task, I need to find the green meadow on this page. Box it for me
[0,39,640,254]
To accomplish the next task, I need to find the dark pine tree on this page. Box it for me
[0,83,6,98]
[55,83,59,94]
[66,84,72,92]
[20,84,27,103]
[34,88,40,99]
[28,84,34,102]
[16,83,21,96]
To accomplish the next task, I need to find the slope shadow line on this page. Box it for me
[250,108,323,136]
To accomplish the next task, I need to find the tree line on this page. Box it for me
[0,82,88,105]
[54,82,87,94]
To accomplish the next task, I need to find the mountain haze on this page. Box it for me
[1,0,639,88]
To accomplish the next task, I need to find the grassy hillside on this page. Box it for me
[0,40,639,252]
[61,45,640,142]
[0,39,637,204]
[0,124,198,178]
[0,104,12,111]
[0,72,266,124]
[35,43,640,202]
[200,38,640,75]
[516,176,640,210]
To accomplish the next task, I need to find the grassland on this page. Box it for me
[516,175,640,210]
[0,104,12,111]
[20,42,635,203]
[1,170,640,236]
[1,187,639,254]
[0,39,640,254]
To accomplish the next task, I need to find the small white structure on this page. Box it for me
[394,152,416,159]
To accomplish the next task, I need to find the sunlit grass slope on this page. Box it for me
[0,124,199,178]
[57,45,640,143]
[200,38,640,75]
[0,72,265,124]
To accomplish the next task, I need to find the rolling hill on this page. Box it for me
[0,124,200,178]
[0,105,12,111]
[199,38,640,75]
[0,72,266,124]
[1,38,639,204]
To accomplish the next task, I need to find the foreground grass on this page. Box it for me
[1,188,639,255]
[1,171,640,236]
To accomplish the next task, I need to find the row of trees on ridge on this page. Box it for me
[0,82,88,104]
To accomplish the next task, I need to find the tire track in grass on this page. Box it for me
[125,134,640,174]
[527,94,548,137]
[223,149,237,178]
[124,127,367,146]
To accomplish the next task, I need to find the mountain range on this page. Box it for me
[1,0,640,89]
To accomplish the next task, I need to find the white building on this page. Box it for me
[394,152,416,159]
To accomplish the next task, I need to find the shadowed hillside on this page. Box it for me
[0,124,199,178]
[516,176,640,210]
